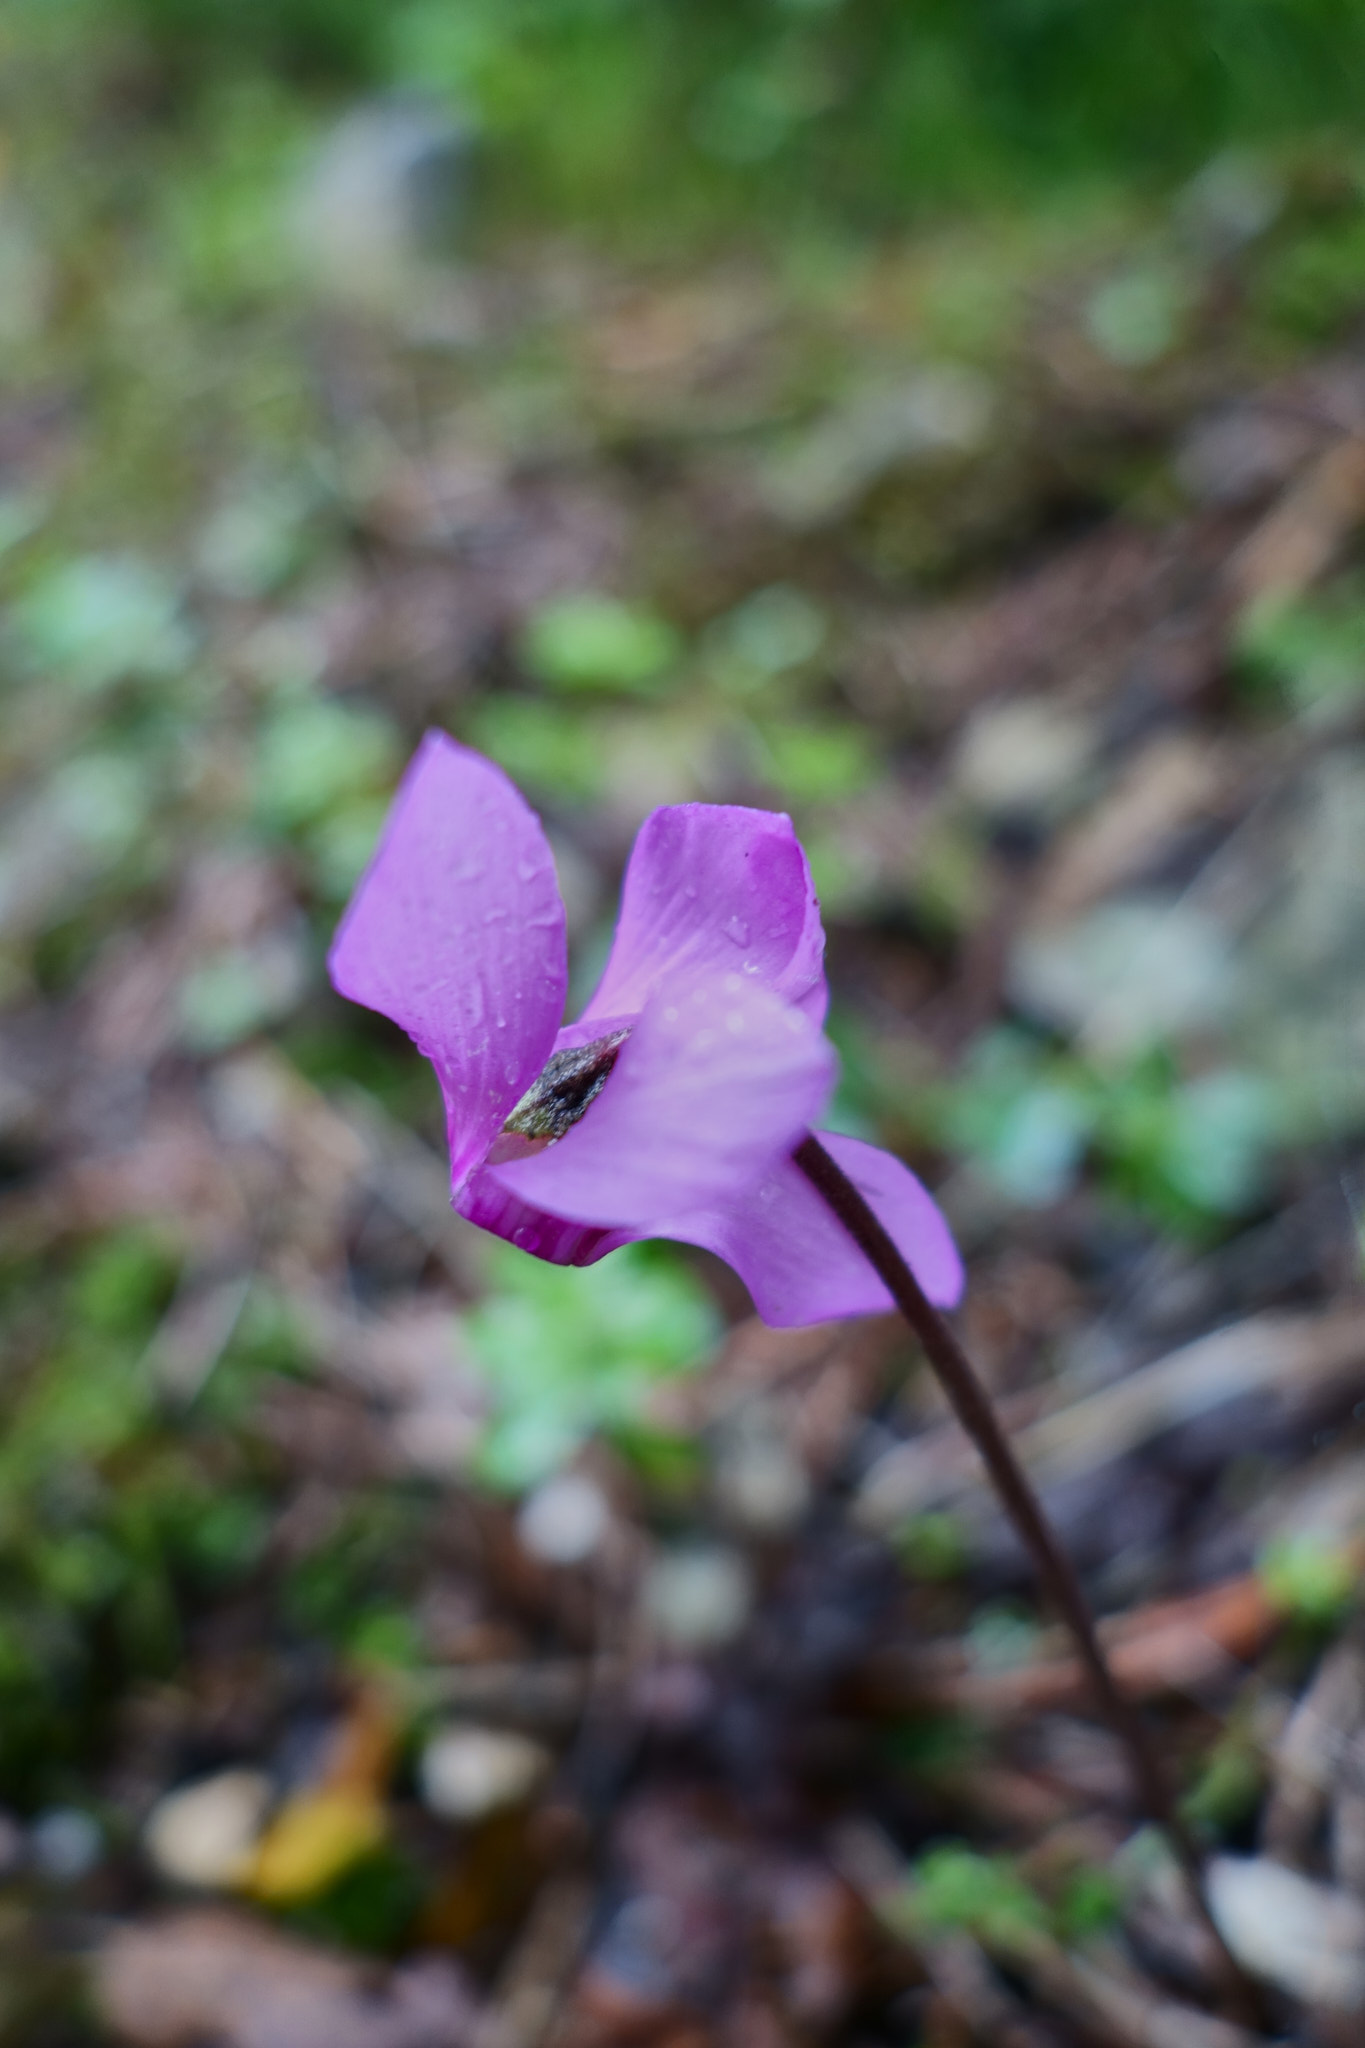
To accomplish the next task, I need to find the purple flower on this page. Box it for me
[329,732,962,1326]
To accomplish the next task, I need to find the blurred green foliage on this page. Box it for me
[935,1032,1282,1233]
[0,0,1361,1890]
[466,1242,720,1489]
[884,1709,983,1787]
[71,1230,180,1337]
[1258,1531,1358,1627]
[896,1509,970,1583]
[899,1839,1123,1952]
[50,0,1365,243]
[520,594,682,696]
[282,1844,426,1953]
[704,587,826,693]
[10,557,190,695]
[255,698,401,833]
[1182,1729,1266,1838]
[283,1494,434,1648]
[1235,584,1365,724]
[1056,1865,1123,1943]
[0,1243,316,1802]
[466,698,612,806]
[900,1842,1049,1950]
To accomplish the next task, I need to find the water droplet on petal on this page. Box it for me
[723,915,750,946]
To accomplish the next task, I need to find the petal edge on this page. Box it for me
[580,804,827,1027]
[328,732,568,1192]
[659,1131,963,1327]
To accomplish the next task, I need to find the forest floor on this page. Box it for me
[3,26,1365,2046]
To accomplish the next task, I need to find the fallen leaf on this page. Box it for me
[249,1787,386,1905]
[97,1909,477,2048]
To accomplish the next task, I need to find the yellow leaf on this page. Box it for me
[248,1787,385,1904]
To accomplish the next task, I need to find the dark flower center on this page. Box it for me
[500,1026,631,1144]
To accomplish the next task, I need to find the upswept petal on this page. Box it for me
[328,731,567,1193]
[487,970,835,1231]
[455,1169,632,1268]
[579,804,827,1028]
[550,1012,639,1055]
[659,1131,963,1328]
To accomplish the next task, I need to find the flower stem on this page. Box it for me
[792,1133,1258,2017]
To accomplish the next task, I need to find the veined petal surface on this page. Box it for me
[488,971,835,1232]
[580,805,827,1027]
[328,731,567,1193]
[455,1169,631,1268]
[661,1131,963,1327]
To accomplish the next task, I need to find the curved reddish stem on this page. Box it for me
[792,1132,1259,2019]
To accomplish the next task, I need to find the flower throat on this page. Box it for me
[499,1026,631,1145]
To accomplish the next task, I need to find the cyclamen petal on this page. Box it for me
[580,803,828,1028]
[657,1131,964,1327]
[488,971,836,1232]
[329,734,964,1331]
[456,1169,632,1268]
[328,733,567,1192]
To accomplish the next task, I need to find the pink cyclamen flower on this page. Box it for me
[328,731,962,1327]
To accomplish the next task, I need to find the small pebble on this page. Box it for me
[714,1406,809,1535]
[30,1808,102,1883]
[1209,1853,1365,2010]
[517,1473,610,1564]
[143,1769,274,1890]
[954,698,1095,817]
[291,98,472,310]
[419,1724,552,1822]
[644,1545,751,1651]
[631,1661,714,1730]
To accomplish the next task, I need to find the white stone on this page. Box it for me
[143,1770,273,1890]
[715,1406,810,1535]
[955,699,1095,816]
[31,1808,103,1882]
[1209,1854,1365,2010]
[419,1725,551,1822]
[762,368,994,524]
[1010,894,1235,1053]
[517,1473,610,1565]
[290,98,474,325]
[644,1545,751,1651]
